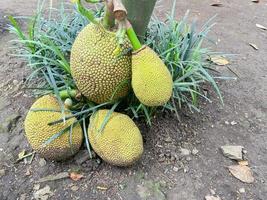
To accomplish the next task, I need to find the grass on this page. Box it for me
[8,0,227,152]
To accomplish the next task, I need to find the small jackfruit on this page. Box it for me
[24,95,83,161]
[88,110,143,166]
[132,46,173,106]
[70,24,132,104]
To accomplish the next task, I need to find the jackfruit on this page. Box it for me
[131,46,173,106]
[24,95,83,161]
[88,109,143,166]
[70,24,132,104]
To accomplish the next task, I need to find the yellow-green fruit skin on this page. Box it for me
[24,95,83,161]
[132,46,173,106]
[70,24,132,104]
[88,110,143,166]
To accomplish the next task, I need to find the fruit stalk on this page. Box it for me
[103,0,115,29]
[125,20,142,50]
[112,0,142,50]
[121,0,157,40]
[59,89,78,99]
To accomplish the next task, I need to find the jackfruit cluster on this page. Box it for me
[88,109,143,166]
[132,46,173,106]
[70,24,132,104]
[24,95,83,161]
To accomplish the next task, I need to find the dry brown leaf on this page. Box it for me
[228,165,254,183]
[69,172,84,181]
[238,160,249,166]
[256,24,267,30]
[209,55,229,66]
[249,43,259,50]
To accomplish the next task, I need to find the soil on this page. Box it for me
[0,0,266,200]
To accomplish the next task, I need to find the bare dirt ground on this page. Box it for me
[0,0,266,200]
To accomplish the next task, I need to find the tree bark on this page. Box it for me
[121,0,157,40]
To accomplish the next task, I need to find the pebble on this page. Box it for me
[183,167,189,173]
[33,184,40,191]
[0,169,5,177]
[71,186,79,191]
[164,136,172,143]
[186,156,192,161]
[19,194,27,200]
[243,149,248,154]
[205,195,221,200]
[220,145,243,161]
[39,158,47,167]
[173,166,179,172]
[180,148,191,156]
[239,188,245,193]
[192,148,199,155]
[231,121,237,125]
[159,180,167,188]
[13,80,19,85]
[210,189,216,195]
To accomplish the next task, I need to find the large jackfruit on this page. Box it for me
[132,46,173,106]
[24,95,83,161]
[88,110,143,166]
[70,24,132,104]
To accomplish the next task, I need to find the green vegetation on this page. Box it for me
[8,1,226,157]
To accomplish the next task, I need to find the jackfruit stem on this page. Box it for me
[125,20,142,50]
[76,0,97,24]
[103,0,115,29]
[59,90,78,99]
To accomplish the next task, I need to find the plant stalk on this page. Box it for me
[125,20,142,50]
[59,89,78,99]
[103,0,115,29]
[121,0,157,40]
[76,0,97,24]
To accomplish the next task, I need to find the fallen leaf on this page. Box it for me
[205,195,221,200]
[256,24,267,30]
[36,172,69,183]
[249,43,259,50]
[18,150,26,160]
[97,185,108,190]
[16,151,35,162]
[209,55,229,66]
[33,185,54,200]
[238,160,249,166]
[228,165,254,183]
[69,172,84,181]
[251,0,259,3]
[210,3,223,7]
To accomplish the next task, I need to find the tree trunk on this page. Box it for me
[121,0,157,40]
